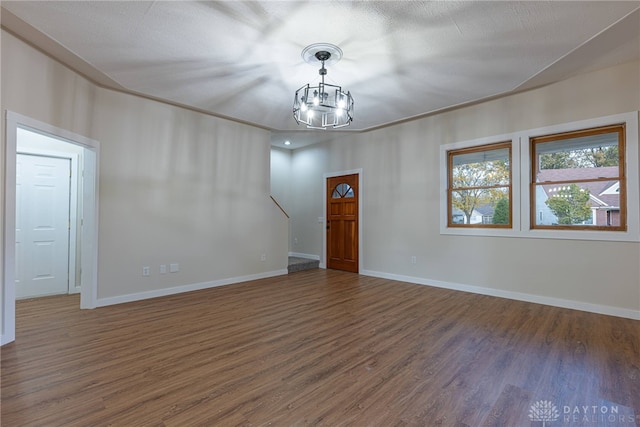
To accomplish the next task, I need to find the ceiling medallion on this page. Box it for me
[293,43,354,130]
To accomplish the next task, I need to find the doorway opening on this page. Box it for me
[2,112,100,345]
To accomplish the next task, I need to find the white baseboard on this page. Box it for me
[82,266,640,320]
[288,252,320,261]
[95,269,288,307]
[361,269,640,321]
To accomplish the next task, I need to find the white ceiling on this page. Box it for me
[2,1,639,149]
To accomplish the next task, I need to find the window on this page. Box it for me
[447,142,511,228]
[440,111,638,241]
[531,124,626,231]
[332,183,354,198]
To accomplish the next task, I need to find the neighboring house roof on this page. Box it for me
[451,206,491,217]
[537,167,619,208]
[536,166,618,182]
[474,204,495,216]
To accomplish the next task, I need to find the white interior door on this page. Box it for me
[16,153,71,299]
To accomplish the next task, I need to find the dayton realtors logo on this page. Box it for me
[529,400,636,425]
[529,400,560,426]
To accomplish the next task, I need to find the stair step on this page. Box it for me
[288,256,319,273]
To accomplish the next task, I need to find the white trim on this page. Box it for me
[95,269,288,307]
[68,153,80,294]
[524,112,639,241]
[288,252,320,261]
[361,269,640,321]
[322,168,363,273]
[440,133,521,237]
[600,181,620,196]
[2,117,17,345]
[588,193,608,207]
[2,112,100,346]
[440,111,640,242]
[80,148,99,309]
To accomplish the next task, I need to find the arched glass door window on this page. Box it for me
[332,183,354,198]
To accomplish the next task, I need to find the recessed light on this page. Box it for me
[284,140,291,146]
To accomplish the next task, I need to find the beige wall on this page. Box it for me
[285,60,640,315]
[1,30,288,314]
[270,147,294,251]
[270,147,292,216]
[91,88,287,299]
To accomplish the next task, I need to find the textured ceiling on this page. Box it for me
[2,1,639,149]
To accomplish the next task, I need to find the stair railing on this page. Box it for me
[270,195,289,219]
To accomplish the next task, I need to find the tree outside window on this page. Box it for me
[447,142,511,227]
[545,184,591,225]
[492,198,510,224]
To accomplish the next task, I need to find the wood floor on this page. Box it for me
[2,270,638,426]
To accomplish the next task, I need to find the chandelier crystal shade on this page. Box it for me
[293,44,354,129]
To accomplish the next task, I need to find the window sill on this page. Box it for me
[440,225,640,242]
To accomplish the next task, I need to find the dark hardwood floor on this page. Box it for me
[2,269,638,426]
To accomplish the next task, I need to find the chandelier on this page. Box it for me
[293,43,354,129]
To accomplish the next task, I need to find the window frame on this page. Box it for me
[446,141,513,229]
[440,111,639,242]
[530,124,626,232]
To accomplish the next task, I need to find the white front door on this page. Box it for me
[16,153,71,299]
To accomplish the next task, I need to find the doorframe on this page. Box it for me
[322,169,363,273]
[17,150,80,295]
[2,111,100,345]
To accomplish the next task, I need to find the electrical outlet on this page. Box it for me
[142,266,150,276]
[411,256,417,264]
[260,253,266,261]
[169,263,179,273]
[160,264,167,274]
